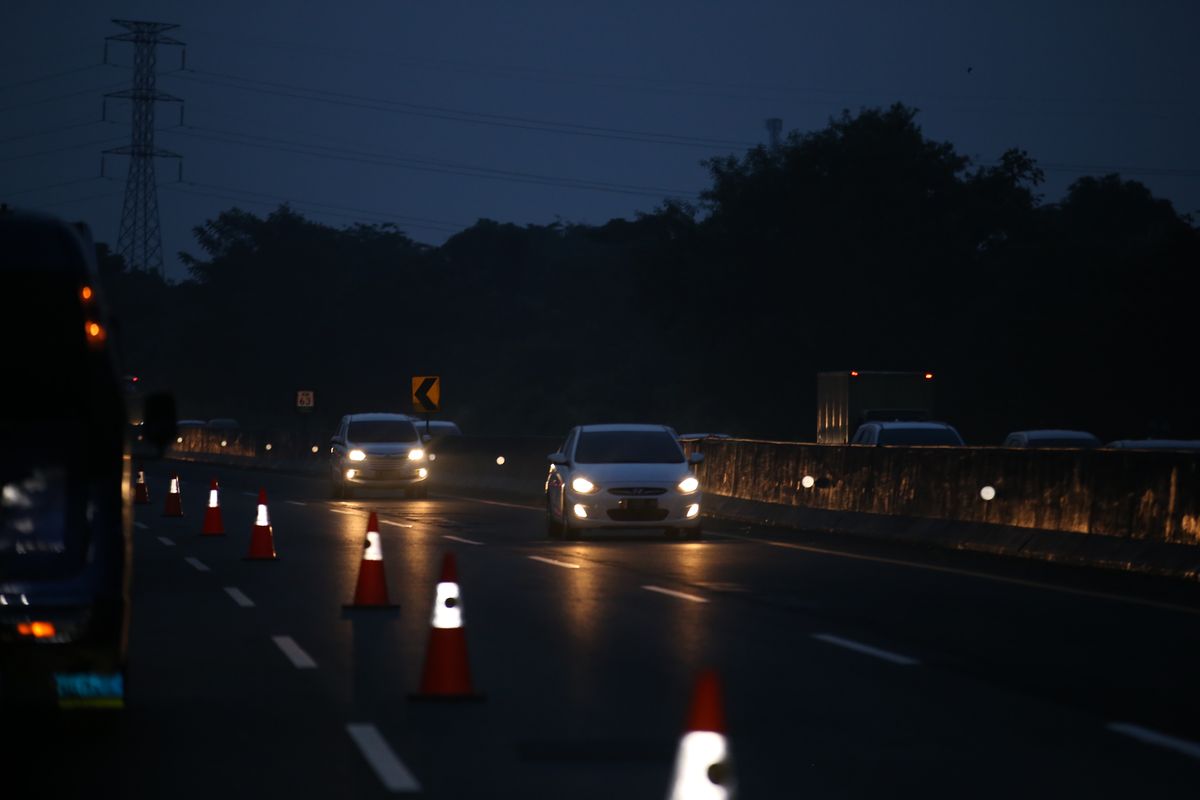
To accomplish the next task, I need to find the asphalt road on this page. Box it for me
[8,460,1200,798]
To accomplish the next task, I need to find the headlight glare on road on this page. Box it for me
[677,476,700,494]
[348,449,366,462]
[408,448,425,461]
[571,477,597,494]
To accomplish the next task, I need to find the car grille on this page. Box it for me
[361,468,419,480]
[608,487,667,496]
[607,509,670,522]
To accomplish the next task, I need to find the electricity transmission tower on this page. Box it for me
[102,20,185,276]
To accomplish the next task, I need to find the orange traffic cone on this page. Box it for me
[345,512,398,608]
[666,670,736,800]
[410,553,482,700]
[162,474,183,517]
[134,468,150,505]
[244,488,277,560]
[201,479,225,536]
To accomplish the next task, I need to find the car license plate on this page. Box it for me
[620,499,658,511]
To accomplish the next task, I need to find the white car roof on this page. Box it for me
[346,413,416,423]
[1011,430,1097,439]
[578,423,674,433]
[865,421,956,430]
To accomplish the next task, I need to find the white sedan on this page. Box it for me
[545,424,704,539]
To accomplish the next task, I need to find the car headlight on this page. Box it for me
[571,477,597,494]
[348,449,366,462]
[677,476,700,494]
[408,448,425,461]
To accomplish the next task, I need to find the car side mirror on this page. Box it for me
[548,452,567,465]
[689,452,704,465]
[141,392,177,455]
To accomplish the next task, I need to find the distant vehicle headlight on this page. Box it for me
[408,448,425,461]
[677,476,700,494]
[348,449,367,462]
[571,477,597,494]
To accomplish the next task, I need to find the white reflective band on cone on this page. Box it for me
[364,531,382,561]
[208,489,219,508]
[667,731,735,800]
[170,477,179,494]
[255,503,270,527]
[431,581,463,629]
[137,471,144,482]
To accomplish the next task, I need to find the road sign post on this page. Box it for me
[296,390,315,458]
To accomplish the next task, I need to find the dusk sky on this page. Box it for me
[3,1,1198,280]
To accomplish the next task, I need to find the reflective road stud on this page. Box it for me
[345,512,398,608]
[666,670,736,800]
[201,479,225,536]
[162,474,183,517]
[410,553,483,701]
[244,489,277,560]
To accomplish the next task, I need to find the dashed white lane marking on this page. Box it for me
[451,494,541,512]
[330,508,357,515]
[157,536,175,546]
[242,491,257,497]
[444,534,483,545]
[285,500,307,506]
[224,587,255,608]
[183,556,210,573]
[134,522,149,530]
[346,723,422,793]
[642,585,708,603]
[272,635,317,669]
[1107,723,1200,761]
[529,555,581,569]
[811,633,920,666]
[380,519,414,528]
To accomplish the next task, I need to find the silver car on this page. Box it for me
[545,424,704,540]
[330,413,430,499]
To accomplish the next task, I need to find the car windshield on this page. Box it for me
[348,420,418,443]
[574,431,685,463]
[877,428,962,446]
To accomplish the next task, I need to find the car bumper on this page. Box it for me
[337,464,429,487]
[564,490,701,529]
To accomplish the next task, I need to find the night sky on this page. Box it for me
[3,1,1198,279]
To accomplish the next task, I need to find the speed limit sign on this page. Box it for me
[296,390,315,411]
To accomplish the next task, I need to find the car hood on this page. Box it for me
[569,462,692,485]
[348,442,421,456]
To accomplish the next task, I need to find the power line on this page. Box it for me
[2,176,106,199]
[166,69,755,150]
[0,135,129,164]
[166,124,700,198]
[0,118,112,146]
[0,81,128,114]
[0,63,105,93]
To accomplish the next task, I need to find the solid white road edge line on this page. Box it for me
[183,556,209,572]
[242,491,257,497]
[811,633,920,666]
[444,534,483,545]
[272,635,317,669]
[642,585,708,603]
[224,587,255,608]
[529,555,581,569]
[156,536,175,546]
[346,723,422,793]
[285,500,307,506]
[1107,722,1200,761]
[380,519,414,528]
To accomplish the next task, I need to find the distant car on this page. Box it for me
[1003,430,1100,448]
[545,424,704,540]
[1105,439,1200,451]
[330,413,429,499]
[205,418,240,430]
[851,421,964,446]
[409,419,463,443]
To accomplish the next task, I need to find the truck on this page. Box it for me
[816,370,936,444]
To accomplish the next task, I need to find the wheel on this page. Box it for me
[664,527,681,539]
[343,484,356,499]
[546,495,563,538]
[683,524,703,541]
[331,477,345,499]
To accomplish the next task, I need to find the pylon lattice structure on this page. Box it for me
[103,20,185,277]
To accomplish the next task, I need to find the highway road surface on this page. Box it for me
[7,460,1200,798]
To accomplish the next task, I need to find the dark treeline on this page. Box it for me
[97,104,1200,443]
